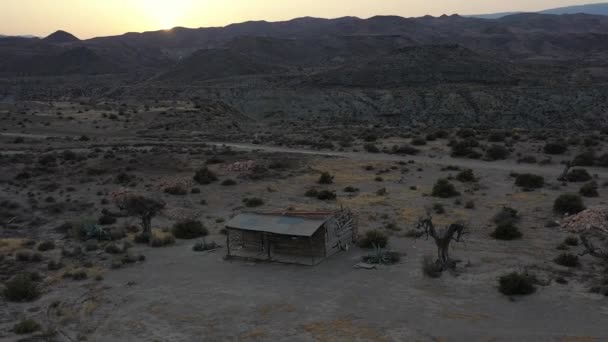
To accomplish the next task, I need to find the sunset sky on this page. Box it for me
[1,0,595,39]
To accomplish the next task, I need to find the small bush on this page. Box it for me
[164,185,188,195]
[431,179,459,198]
[243,197,265,207]
[422,256,442,278]
[304,189,319,197]
[491,223,523,240]
[554,194,585,215]
[63,269,88,281]
[390,144,419,155]
[221,179,237,186]
[358,230,388,249]
[515,173,544,189]
[554,253,580,267]
[455,169,476,183]
[564,169,592,182]
[150,231,176,247]
[193,167,218,185]
[579,181,599,197]
[98,214,117,225]
[172,220,208,239]
[16,250,42,262]
[432,203,445,214]
[316,190,337,200]
[492,207,520,226]
[343,186,359,193]
[564,236,579,246]
[498,272,537,296]
[37,240,55,251]
[544,141,567,155]
[2,274,40,302]
[464,200,475,209]
[572,150,596,166]
[193,240,220,252]
[363,143,379,153]
[411,137,427,146]
[13,319,41,334]
[485,144,510,160]
[318,172,334,184]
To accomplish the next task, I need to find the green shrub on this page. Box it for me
[221,179,237,186]
[318,172,334,184]
[554,194,585,215]
[15,250,42,262]
[431,179,459,198]
[411,137,427,146]
[98,214,117,225]
[316,190,337,200]
[358,230,388,249]
[515,173,544,189]
[164,185,188,195]
[193,167,218,185]
[544,141,567,155]
[455,169,476,182]
[491,223,523,240]
[564,169,592,182]
[564,236,579,246]
[364,143,379,153]
[498,272,537,296]
[572,150,596,166]
[485,144,510,161]
[492,207,520,226]
[13,319,41,334]
[37,240,55,252]
[243,197,265,207]
[432,203,445,214]
[172,220,208,239]
[304,189,319,197]
[343,186,359,193]
[2,274,40,302]
[554,253,580,267]
[579,181,599,197]
[390,144,419,155]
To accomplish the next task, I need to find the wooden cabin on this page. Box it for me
[224,210,357,265]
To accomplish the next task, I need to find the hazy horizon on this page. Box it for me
[0,0,599,39]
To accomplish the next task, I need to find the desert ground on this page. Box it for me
[1,101,608,341]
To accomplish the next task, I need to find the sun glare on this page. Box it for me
[142,0,193,30]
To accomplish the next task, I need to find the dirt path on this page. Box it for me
[209,142,608,178]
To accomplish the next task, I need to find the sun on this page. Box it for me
[142,0,193,30]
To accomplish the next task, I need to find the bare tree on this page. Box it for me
[416,214,467,271]
[114,194,165,242]
[557,161,572,182]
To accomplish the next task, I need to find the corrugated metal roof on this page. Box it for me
[225,212,332,237]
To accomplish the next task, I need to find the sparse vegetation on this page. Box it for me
[13,319,41,335]
[431,179,459,198]
[358,230,388,249]
[553,194,585,215]
[3,274,40,302]
[498,272,537,296]
[515,173,544,189]
[193,167,218,185]
[172,220,208,239]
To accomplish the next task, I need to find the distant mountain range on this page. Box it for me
[470,2,608,19]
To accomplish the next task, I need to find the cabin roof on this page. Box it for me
[225,212,334,237]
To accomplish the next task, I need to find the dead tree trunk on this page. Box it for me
[417,216,466,270]
[558,161,572,182]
